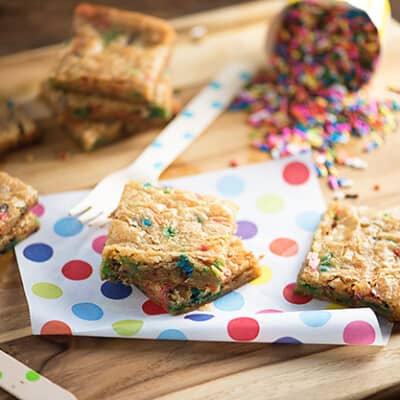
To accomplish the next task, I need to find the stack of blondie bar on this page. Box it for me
[0,172,39,254]
[0,100,39,156]
[101,182,262,314]
[42,3,176,151]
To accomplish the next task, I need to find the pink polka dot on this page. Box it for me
[256,309,283,314]
[142,300,167,315]
[92,235,107,254]
[40,320,72,335]
[343,321,376,345]
[227,317,260,341]
[283,283,312,305]
[62,260,93,281]
[283,162,310,185]
[269,238,298,257]
[31,203,45,217]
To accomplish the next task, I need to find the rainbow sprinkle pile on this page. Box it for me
[233,1,399,192]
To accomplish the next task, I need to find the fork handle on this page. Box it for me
[125,62,255,183]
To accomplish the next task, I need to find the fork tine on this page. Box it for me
[78,209,103,224]
[69,202,92,217]
[88,214,110,228]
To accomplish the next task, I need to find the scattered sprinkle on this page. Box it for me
[229,159,239,168]
[233,1,399,190]
[345,193,359,199]
[142,218,152,227]
[373,184,380,191]
[394,248,400,257]
[163,226,176,238]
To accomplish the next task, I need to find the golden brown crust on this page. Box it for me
[296,202,400,321]
[0,212,40,253]
[0,172,38,236]
[50,3,176,103]
[41,76,173,122]
[0,101,39,155]
[134,239,262,314]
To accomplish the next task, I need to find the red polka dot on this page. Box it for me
[256,309,283,314]
[40,320,72,335]
[283,283,312,305]
[227,317,260,341]
[283,162,310,185]
[62,260,93,280]
[142,300,167,315]
[269,238,298,257]
[343,321,376,345]
[31,203,45,217]
[92,235,107,254]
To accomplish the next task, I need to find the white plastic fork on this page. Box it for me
[69,62,255,226]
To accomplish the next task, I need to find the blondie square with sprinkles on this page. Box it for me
[101,182,242,291]
[133,238,261,314]
[0,172,38,236]
[0,212,39,254]
[0,100,39,155]
[296,202,400,321]
[50,3,176,103]
[60,116,163,151]
[42,76,173,123]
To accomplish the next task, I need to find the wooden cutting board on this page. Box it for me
[1,1,400,399]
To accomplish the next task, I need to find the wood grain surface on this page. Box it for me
[0,1,400,399]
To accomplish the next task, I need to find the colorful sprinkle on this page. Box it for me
[234,1,398,191]
[177,254,193,276]
[142,218,153,227]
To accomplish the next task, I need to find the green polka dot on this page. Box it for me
[112,320,143,337]
[32,282,63,299]
[26,370,40,382]
[256,194,285,213]
[0,371,3,380]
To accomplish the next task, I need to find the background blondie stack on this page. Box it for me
[42,3,176,151]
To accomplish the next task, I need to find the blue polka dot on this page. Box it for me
[239,71,252,81]
[299,311,331,327]
[157,329,187,340]
[211,100,224,109]
[183,132,194,140]
[214,291,244,311]
[209,81,222,89]
[151,140,162,148]
[101,281,132,300]
[184,313,214,322]
[182,110,194,118]
[274,336,302,344]
[72,302,103,321]
[23,243,53,262]
[216,175,245,197]
[153,161,164,169]
[54,216,83,237]
[296,211,322,232]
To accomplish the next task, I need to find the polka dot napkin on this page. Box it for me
[15,154,392,345]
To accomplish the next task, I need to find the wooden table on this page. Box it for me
[1,1,400,399]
